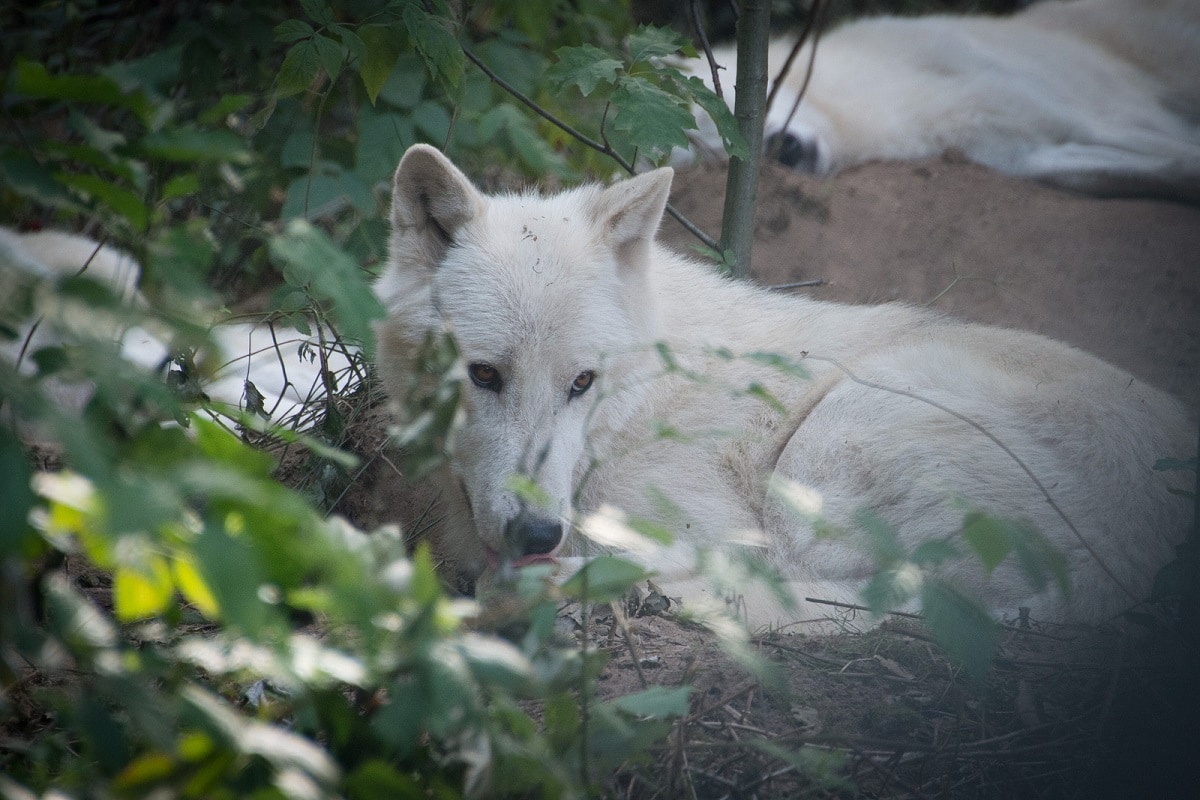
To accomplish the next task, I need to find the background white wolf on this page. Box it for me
[687,0,1200,202]
[1,227,348,426]
[374,144,1195,627]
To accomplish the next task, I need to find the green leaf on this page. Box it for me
[113,552,175,621]
[345,760,422,800]
[402,4,463,96]
[0,152,81,211]
[192,522,276,637]
[860,564,919,614]
[505,474,551,510]
[610,78,695,154]
[58,173,149,230]
[101,44,183,92]
[198,93,252,126]
[162,172,200,201]
[960,512,1015,574]
[743,350,810,379]
[300,0,333,26]
[560,556,647,602]
[911,538,961,566]
[281,169,375,220]
[269,220,385,353]
[456,633,534,690]
[960,511,1067,596]
[378,53,427,109]
[44,573,118,651]
[477,105,569,175]
[854,508,905,568]
[114,752,177,790]
[746,381,786,414]
[358,24,403,105]
[13,60,149,119]
[0,428,36,557]
[920,578,1001,683]
[548,45,622,96]
[611,686,691,719]
[277,39,321,97]
[355,107,411,183]
[627,25,690,63]
[544,691,581,751]
[411,100,452,142]
[686,75,751,159]
[274,19,314,43]
[335,25,366,66]
[141,128,251,164]
[312,33,345,83]
[173,555,221,619]
[193,416,275,476]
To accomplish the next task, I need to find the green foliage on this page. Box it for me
[1,2,709,796]
[548,24,748,163]
[769,491,1067,683]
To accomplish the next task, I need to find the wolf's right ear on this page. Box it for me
[590,167,673,265]
[390,145,484,270]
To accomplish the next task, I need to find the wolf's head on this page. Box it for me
[374,145,670,572]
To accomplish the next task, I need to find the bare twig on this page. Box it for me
[689,0,724,101]
[770,278,826,291]
[804,596,924,619]
[460,42,720,252]
[765,0,826,119]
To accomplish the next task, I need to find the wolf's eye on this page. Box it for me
[468,362,502,392]
[569,370,594,398]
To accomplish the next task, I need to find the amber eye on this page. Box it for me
[569,370,594,398]
[468,362,502,392]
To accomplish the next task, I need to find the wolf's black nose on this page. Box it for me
[509,513,563,557]
[766,131,819,172]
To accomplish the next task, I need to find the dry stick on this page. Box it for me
[764,0,825,118]
[770,279,826,290]
[459,43,720,252]
[689,0,724,101]
[770,0,830,160]
[610,601,650,688]
[804,596,924,620]
[14,236,109,372]
[805,354,1138,603]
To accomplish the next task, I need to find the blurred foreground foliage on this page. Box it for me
[0,1,713,796]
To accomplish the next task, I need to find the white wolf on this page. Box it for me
[374,145,1194,626]
[1,227,348,426]
[687,0,1200,202]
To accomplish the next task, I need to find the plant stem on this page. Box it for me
[720,0,771,279]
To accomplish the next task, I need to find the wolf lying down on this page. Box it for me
[374,145,1194,627]
[686,0,1200,203]
[1,226,348,426]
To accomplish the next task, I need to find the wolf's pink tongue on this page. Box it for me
[512,553,558,568]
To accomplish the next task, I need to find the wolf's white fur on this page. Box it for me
[374,145,1194,627]
[686,0,1200,201]
[1,227,347,425]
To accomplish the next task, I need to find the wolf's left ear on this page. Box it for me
[390,144,484,270]
[591,167,673,262]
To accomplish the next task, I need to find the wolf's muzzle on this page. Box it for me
[506,511,563,560]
